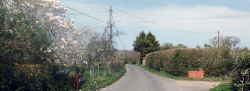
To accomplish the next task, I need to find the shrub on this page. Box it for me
[231,53,250,91]
[111,61,124,72]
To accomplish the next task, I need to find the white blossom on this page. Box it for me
[9,30,13,34]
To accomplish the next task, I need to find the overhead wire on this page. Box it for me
[66,6,108,24]
[68,11,109,15]
[111,14,135,50]
[124,15,250,22]
[111,14,124,47]
[112,6,216,34]
[125,44,133,50]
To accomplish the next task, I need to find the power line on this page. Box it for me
[125,44,133,50]
[112,6,216,34]
[114,22,133,50]
[111,14,134,50]
[122,15,250,22]
[118,36,123,46]
[68,11,108,15]
[66,6,107,23]
[111,14,124,46]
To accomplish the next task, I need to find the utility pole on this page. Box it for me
[109,5,112,44]
[123,43,125,62]
[218,31,219,48]
[109,5,113,73]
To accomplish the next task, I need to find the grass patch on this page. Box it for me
[80,65,126,91]
[209,83,232,91]
[64,67,76,75]
[136,64,231,82]
[64,65,125,91]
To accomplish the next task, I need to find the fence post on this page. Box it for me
[98,65,99,77]
[74,74,76,90]
[76,74,79,90]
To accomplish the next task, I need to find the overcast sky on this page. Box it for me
[58,0,250,50]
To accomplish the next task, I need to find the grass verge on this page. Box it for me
[80,65,126,91]
[209,83,232,91]
[136,64,234,91]
[136,64,231,82]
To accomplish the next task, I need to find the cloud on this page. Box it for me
[57,0,250,48]
[58,0,250,34]
[116,5,250,33]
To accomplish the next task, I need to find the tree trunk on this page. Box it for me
[103,55,109,76]
[90,66,91,76]
[91,61,95,77]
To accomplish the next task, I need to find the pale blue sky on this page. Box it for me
[58,0,250,50]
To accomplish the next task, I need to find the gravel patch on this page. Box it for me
[175,80,221,91]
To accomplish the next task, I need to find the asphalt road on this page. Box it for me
[101,64,188,91]
[101,64,221,91]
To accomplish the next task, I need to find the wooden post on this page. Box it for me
[218,31,219,48]
[98,64,99,77]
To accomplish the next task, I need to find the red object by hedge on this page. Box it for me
[188,68,204,79]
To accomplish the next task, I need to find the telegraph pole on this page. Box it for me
[109,5,113,73]
[110,5,112,43]
[218,31,219,48]
[123,43,125,62]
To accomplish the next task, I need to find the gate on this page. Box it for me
[69,74,84,90]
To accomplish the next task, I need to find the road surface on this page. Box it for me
[101,64,221,91]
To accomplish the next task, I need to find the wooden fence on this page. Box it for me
[69,74,84,90]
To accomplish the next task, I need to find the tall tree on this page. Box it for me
[133,31,160,64]
[133,31,147,64]
[145,31,160,53]
[133,31,146,53]
[209,35,240,49]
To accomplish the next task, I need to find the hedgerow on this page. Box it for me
[145,48,233,77]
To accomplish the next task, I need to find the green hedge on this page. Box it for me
[145,48,233,77]
[0,63,71,91]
